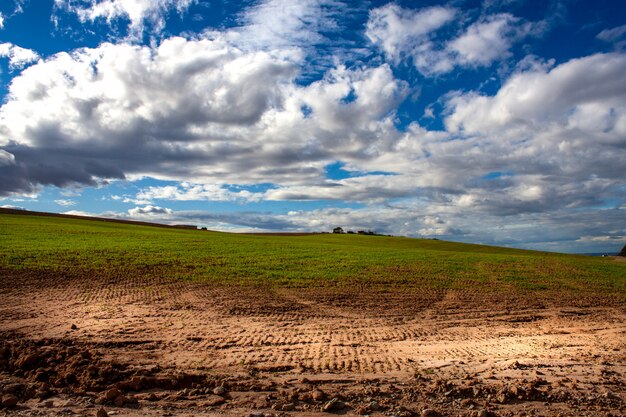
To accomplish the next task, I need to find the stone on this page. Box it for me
[71,324,78,330]
[281,403,295,411]
[311,389,325,401]
[113,395,127,407]
[421,409,439,417]
[96,408,108,417]
[104,387,122,401]
[322,397,344,412]
[213,385,228,396]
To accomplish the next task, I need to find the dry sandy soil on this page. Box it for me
[0,268,624,417]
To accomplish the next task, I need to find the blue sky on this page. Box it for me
[0,0,625,253]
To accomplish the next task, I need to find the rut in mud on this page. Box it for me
[0,268,624,416]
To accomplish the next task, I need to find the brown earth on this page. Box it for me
[0,268,624,417]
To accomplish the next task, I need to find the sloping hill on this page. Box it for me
[1,209,624,294]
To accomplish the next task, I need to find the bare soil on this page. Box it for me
[0,268,624,417]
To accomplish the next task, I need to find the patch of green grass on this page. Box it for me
[0,213,624,294]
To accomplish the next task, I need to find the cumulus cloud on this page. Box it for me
[447,14,535,67]
[54,0,196,40]
[366,5,541,75]
[0,12,4,29]
[365,4,456,66]
[0,34,407,196]
[135,182,263,203]
[0,43,40,69]
[128,205,173,216]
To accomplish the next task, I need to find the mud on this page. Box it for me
[0,268,624,416]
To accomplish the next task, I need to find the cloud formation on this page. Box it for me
[366,5,541,75]
[597,24,626,49]
[54,0,196,40]
[0,34,408,195]
[0,0,624,252]
[0,43,40,69]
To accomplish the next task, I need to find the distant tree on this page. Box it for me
[333,227,344,234]
[620,244,626,257]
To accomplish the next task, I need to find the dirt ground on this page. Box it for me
[0,268,624,417]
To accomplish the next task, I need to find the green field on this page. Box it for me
[1,212,624,294]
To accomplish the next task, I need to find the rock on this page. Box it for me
[421,409,439,417]
[104,387,122,401]
[126,376,144,391]
[1,394,19,408]
[461,398,473,407]
[322,397,344,412]
[71,324,78,330]
[96,408,108,417]
[311,389,325,401]
[213,385,227,396]
[17,353,39,369]
[281,403,295,411]
[619,244,626,257]
[113,395,127,407]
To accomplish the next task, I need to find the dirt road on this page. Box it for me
[1,268,624,416]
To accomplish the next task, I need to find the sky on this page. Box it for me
[0,0,625,253]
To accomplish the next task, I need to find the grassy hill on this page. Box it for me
[1,211,624,294]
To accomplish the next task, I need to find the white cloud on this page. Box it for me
[0,43,40,69]
[234,0,341,52]
[0,36,407,194]
[577,235,626,243]
[366,5,541,75]
[54,199,76,207]
[54,0,196,40]
[597,24,626,50]
[445,53,626,137]
[0,12,4,29]
[448,14,530,67]
[62,210,92,216]
[365,4,456,65]
[0,204,25,210]
[135,182,263,203]
[128,205,173,216]
[597,24,626,43]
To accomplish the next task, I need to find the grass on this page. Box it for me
[0,212,624,294]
